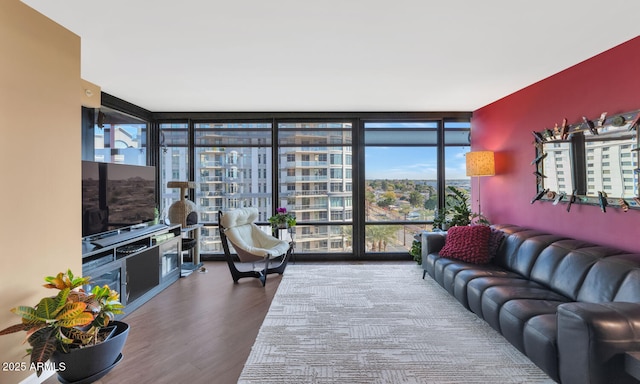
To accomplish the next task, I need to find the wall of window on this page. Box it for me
[91,104,471,259]
[156,114,471,259]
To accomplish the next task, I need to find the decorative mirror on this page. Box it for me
[533,110,640,212]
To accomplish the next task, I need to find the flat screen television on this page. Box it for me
[82,161,156,238]
[82,161,104,237]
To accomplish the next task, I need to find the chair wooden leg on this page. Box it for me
[224,253,261,282]
[266,246,292,275]
[260,258,270,286]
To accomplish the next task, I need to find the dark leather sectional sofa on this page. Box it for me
[421,224,640,384]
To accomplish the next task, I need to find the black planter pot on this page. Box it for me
[50,321,129,384]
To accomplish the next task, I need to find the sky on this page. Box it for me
[365,146,469,180]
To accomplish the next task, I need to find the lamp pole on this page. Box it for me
[476,176,482,216]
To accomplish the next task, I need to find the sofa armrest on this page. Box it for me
[421,231,447,255]
[557,302,640,384]
[419,231,447,278]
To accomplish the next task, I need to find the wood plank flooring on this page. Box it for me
[43,261,282,384]
[43,260,413,384]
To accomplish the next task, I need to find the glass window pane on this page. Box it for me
[365,130,438,145]
[444,130,471,145]
[160,126,188,147]
[365,121,439,145]
[93,107,148,165]
[365,146,437,253]
[444,121,471,129]
[159,123,189,221]
[443,147,471,228]
[278,122,352,146]
[442,120,471,224]
[365,146,438,219]
[195,122,271,146]
[444,120,471,146]
[290,224,352,253]
[277,122,353,255]
[195,147,273,222]
[365,224,432,253]
[365,122,438,128]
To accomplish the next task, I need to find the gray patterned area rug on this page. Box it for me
[238,264,555,384]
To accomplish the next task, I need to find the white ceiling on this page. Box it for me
[22,0,640,112]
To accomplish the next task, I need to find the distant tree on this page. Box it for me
[425,185,435,197]
[365,190,376,218]
[415,183,428,193]
[377,190,396,208]
[397,180,414,192]
[382,190,396,200]
[367,225,398,252]
[408,191,425,208]
[424,195,437,210]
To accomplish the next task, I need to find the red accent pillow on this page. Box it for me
[439,225,491,264]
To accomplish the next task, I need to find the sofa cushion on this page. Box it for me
[439,225,491,264]
[523,314,559,382]
[578,255,640,303]
[453,268,520,310]
[488,227,505,259]
[466,276,532,317]
[499,299,567,353]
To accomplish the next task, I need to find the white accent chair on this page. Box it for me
[218,208,291,286]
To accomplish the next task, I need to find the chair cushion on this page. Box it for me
[220,207,259,228]
[221,208,290,261]
[439,225,491,264]
[225,225,290,259]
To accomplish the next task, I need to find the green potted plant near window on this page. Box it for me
[409,237,422,264]
[0,269,128,383]
[268,207,296,229]
[432,186,490,230]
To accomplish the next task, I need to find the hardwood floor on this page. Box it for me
[43,261,282,384]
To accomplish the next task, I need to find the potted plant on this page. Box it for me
[268,207,296,229]
[0,269,128,383]
[409,238,422,264]
[432,186,490,230]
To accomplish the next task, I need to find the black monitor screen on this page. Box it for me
[82,161,105,237]
[105,163,156,229]
[82,161,156,238]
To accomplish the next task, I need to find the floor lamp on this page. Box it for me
[466,151,495,216]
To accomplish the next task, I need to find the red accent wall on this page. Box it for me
[472,36,640,253]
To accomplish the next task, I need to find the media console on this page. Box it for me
[82,223,183,317]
